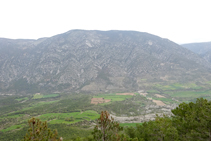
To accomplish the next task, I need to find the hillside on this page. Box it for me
[1,30,211,94]
[182,42,211,63]
[182,42,211,54]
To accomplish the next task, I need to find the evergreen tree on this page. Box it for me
[172,98,211,141]
[135,115,178,141]
[92,111,123,141]
[22,117,63,141]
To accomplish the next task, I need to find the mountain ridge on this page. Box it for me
[1,30,211,94]
[182,42,211,64]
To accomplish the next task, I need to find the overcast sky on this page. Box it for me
[0,0,211,44]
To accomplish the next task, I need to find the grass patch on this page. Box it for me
[185,83,202,89]
[166,90,211,98]
[147,90,160,94]
[39,112,80,120]
[43,94,59,98]
[48,119,81,124]
[94,93,134,102]
[74,110,99,120]
[134,92,139,95]
[15,97,28,101]
[120,123,142,127]
[37,100,59,105]
[153,98,175,104]
[20,100,59,112]
[32,93,43,99]
[1,114,25,119]
[1,124,24,132]
[154,83,202,91]
[99,101,112,105]
[38,110,99,125]
[32,93,59,99]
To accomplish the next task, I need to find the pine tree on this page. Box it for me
[22,117,63,141]
[135,115,178,141]
[172,98,211,140]
[92,111,123,141]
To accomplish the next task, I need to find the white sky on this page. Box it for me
[0,0,211,44]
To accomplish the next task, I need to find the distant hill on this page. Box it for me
[182,42,211,63]
[1,30,211,94]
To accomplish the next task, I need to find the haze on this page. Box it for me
[0,0,211,44]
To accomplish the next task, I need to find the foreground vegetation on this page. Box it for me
[4,98,211,140]
[1,83,211,140]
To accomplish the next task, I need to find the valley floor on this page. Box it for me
[1,83,211,140]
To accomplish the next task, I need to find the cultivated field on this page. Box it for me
[40,110,100,124]
[91,93,137,104]
[32,93,59,99]
[152,100,165,106]
[91,98,111,104]
[116,93,135,96]
[155,94,165,98]
[93,93,135,102]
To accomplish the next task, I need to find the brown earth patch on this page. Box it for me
[116,93,135,96]
[152,100,166,106]
[91,98,111,105]
[155,94,166,98]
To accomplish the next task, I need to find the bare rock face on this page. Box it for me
[0,30,211,94]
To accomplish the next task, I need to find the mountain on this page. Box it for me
[1,30,211,94]
[182,42,211,54]
[182,42,211,63]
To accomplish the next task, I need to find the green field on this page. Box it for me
[32,93,59,99]
[134,92,139,95]
[1,124,25,132]
[147,90,160,94]
[0,114,24,119]
[18,100,59,112]
[154,83,202,91]
[32,93,43,99]
[165,90,211,98]
[0,110,100,133]
[94,93,134,102]
[152,97,175,104]
[15,97,28,101]
[120,123,143,127]
[48,119,82,124]
[39,112,79,120]
[43,94,59,98]
[39,110,99,124]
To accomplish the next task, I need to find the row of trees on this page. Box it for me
[23,98,211,141]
